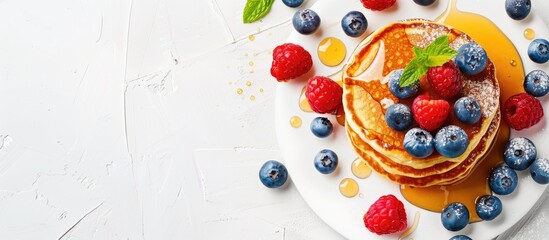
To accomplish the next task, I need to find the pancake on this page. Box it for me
[342,20,500,187]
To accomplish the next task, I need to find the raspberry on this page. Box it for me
[305,76,343,114]
[270,43,313,81]
[363,194,407,235]
[427,61,462,99]
[412,94,450,131]
[360,0,396,11]
[503,93,544,130]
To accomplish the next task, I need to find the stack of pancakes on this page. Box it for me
[343,20,500,187]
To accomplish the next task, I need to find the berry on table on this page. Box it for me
[524,70,549,97]
[404,128,435,158]
[363,194,407,235]
[454,96,481,125]
[292,9,321,35]
[528,38,549,64]
[505,0,531,20]
[455,42,488,76]
[282,0,304,8]
[305,76,343,114]
[310,117,333,138]
[530,158,549,184]
[270,43,312,81]
[449,235,472,240]
[413,0,436,6]
[314,149,338,174]
[434,125,469,158]
[503,93,544,130]
[259,160,289,188]
[489,164,518,195]
[385,103,413,131]
[427,61,462,99]
[475,195,503,221]
[504,137,537,170]
[341,11,368,37]
[388,69,420,99]
[412,94,450,131]
[360,0,396,11]
[441,202,470,231]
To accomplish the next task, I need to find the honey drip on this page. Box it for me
[351,157,372,179]
[289,116,302,128]
[402,0,525,222]
[398,211,420,240]
[524,28,535,40]
[318,37,347,67]
[339,178,359,198]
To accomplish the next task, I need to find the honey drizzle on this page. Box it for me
[401,0,525,222]
[398,211,421,240]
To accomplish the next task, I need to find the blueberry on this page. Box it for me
[404,128,435,158]
[530,158,549,184]
[449,235,472,240]
[524,70,549,97]
[475,195,503,221]
[454,97,481,125]
[441,202,470,231]
[292,9,321,35]
[505,0,531,20]
[341,11,368,37]
[455,42,488,76]
[489,165,518,195]
[282,0,303,8]
[314,149,338,174]
[504,137,537,170]
[388,69,420,99]
[385,103,413,131]
[310,117,333,138]
[528,39,549,64]
[413,0,436,6]
[434,125,469,158]
[259,160,288,188]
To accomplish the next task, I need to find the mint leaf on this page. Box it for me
[399,35,458,87]
[243,0,275,23]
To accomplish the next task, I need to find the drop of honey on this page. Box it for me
[246,81,252,87]
[237,88,243,95]
[259,88,264,93]
[289,116,302,128]
[510,60,517,66]
[250,95,256,101]
[524,28,535,40]
[351,158,372,179]
[339,178,359,198]
[318,37,347,67]
[248,35,255,41]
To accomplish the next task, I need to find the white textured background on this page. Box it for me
[0,0,547,239]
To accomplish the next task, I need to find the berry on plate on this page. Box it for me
[524,70,549,97]
[449,235,472,240]
[504,137,537,170]
[489,164,518,195]
[427,61,462,99]
[503,93,544,130]
[305,76,343,114]
[363,194,407,235]
[530,158,549,184]
[404,128,435,158]
[475,195,503,221]
[528,38,549,64]
[454,96,481,125]
[292,9,321,35]
[341,11,368,37]
[388,69,420,99]
[413,0,436,6]
[412,94,450,131]
[282,0,303,8]
[270,43,312,81]
[455,42,488,76]
[310,117,333,138]
[259,160,288,188]
[385,103,413,131]
[441,202,470,231]
[314,149,338,174]
[505,0,531,20]
[360,0,396,11]
[434,125,469,158]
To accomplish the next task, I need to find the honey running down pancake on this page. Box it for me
[342,20,500,187]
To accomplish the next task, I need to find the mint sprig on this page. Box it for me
[399,36,458,87]
[243,0,275,23]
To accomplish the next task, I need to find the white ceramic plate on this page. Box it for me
[275,0,549,239]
